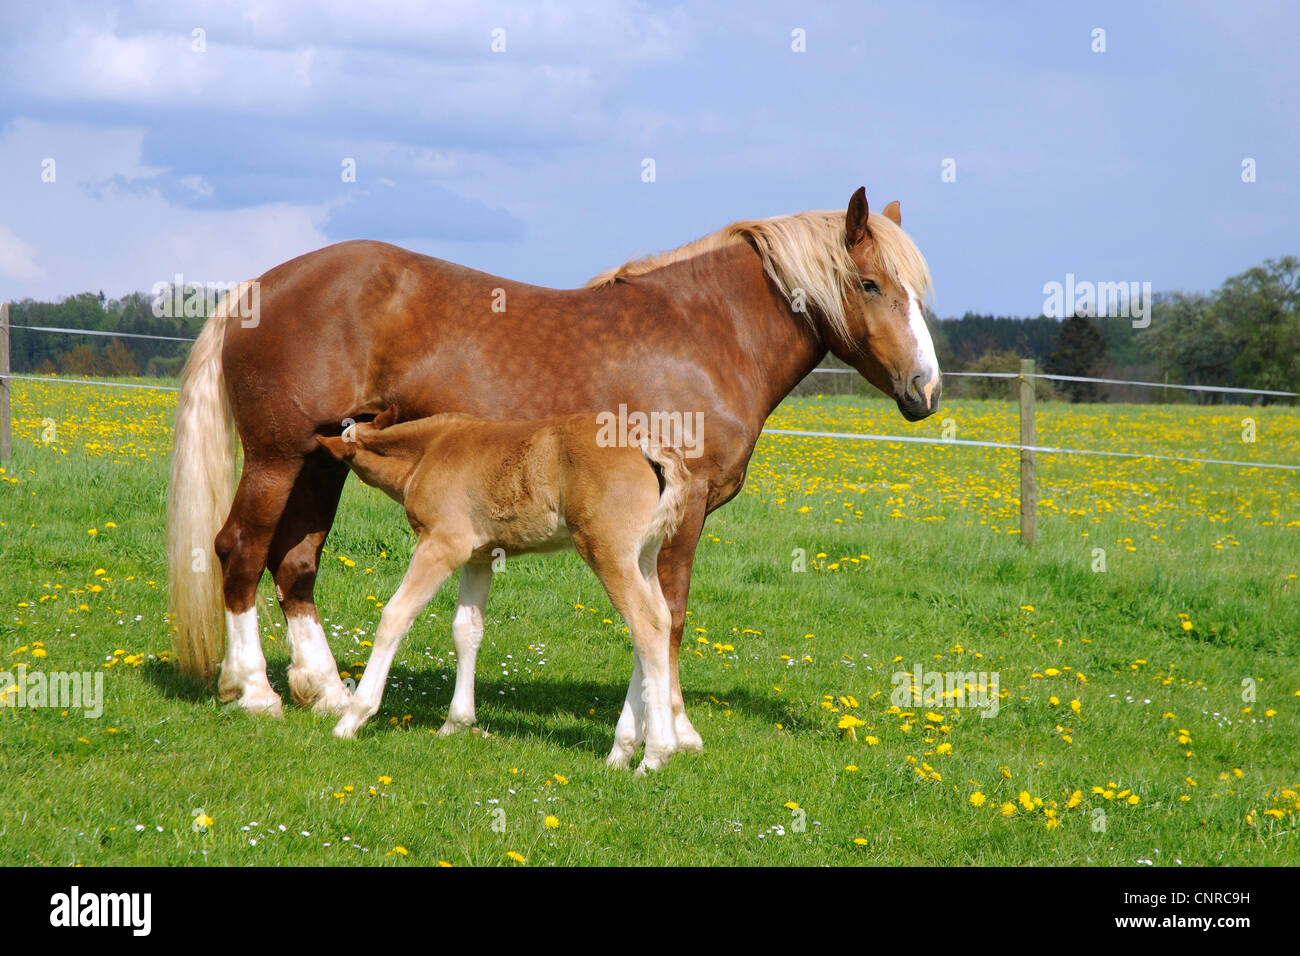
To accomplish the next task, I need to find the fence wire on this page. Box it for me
[2,323,1297,471]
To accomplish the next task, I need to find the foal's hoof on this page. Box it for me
[605,747,633,770]
[436,715,475,737]
[634,749,672,776]
[332,709,367,739]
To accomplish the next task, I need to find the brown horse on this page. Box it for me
[166,187,940,754]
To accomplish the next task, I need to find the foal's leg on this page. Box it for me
[437,561,493,736]
[267,453,351,715]
[213,457,302,716]
[581,539,677,773]
[656,489,708,753]
[334,539,456,739]
[605,652,645,769]
[625,579,677,775]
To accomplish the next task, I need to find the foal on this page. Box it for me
[315,406,691,773]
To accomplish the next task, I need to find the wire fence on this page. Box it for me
[1,311,1296,543]
[811,367,1300,398]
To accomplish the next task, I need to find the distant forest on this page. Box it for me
[7,290,204,379]
[6,255,1297,403]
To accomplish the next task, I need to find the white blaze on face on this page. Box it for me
[906,288,941,408]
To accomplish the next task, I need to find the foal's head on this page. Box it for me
[315,405,410,498]
[832,187,941,422]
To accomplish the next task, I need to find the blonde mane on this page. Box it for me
[586,209,932,340]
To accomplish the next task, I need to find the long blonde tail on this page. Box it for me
[641,442,692,544]
[166,285,243,680]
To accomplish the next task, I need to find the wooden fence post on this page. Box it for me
[1019,358,1037,545]
[0,302,10,462]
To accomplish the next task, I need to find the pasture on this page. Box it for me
[1,380,1297,866]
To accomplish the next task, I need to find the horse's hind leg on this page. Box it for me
[267,451,352,715]
[213,457,302,716]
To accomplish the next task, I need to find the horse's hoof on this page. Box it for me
[605,748,633,770]
[290,669,351,712]
[238,691,284,718]
[310,691,352,717]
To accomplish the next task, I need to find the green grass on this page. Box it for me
[1,384,1297,865]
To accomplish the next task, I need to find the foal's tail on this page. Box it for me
[640,442,692,544]
[166,285,245,680]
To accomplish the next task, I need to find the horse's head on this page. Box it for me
[827,187,941,422]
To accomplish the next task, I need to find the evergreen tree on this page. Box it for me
[1044,314,1107,402]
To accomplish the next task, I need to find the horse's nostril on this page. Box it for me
[908,373,940,410]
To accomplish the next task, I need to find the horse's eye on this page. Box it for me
[860,279,879,295]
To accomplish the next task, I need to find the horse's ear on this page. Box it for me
[845,187,871,247]
[316,433,356,461]
[882,200,901,226]
[373,404,401,430]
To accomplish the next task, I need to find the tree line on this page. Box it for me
[7,256,1297,402]
[930,256,1298,403]
[6,290,203,379]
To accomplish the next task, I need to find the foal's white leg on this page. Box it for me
[334,542,453,739]
[605,652,645,769]
[437,562,492,736]
[286,614,351,715]
[634,623,677,775]
[217,608,283,716]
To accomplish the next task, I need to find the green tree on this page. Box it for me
[1219,257,1300,397]
[1044,314,1107,402]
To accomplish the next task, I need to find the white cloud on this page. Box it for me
[0,225,45,280]
[0,119,330,299]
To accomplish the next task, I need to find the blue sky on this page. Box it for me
[1,0,1296,316]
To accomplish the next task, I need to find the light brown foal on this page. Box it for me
[316,406,691,773]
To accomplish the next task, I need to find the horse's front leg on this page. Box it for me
[334,540,455,739]
[437,561,492,736]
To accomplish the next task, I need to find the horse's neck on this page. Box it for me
[670,242,828,425]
